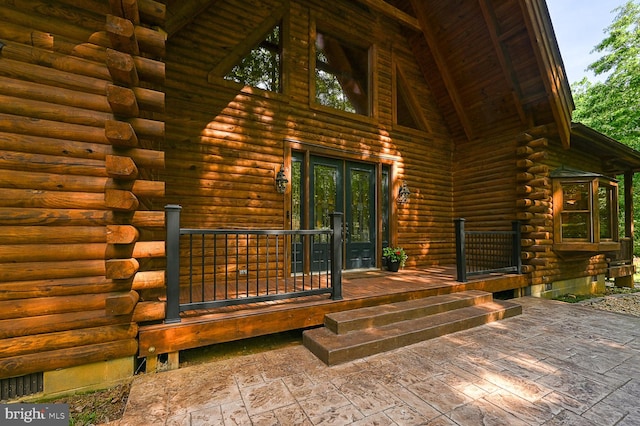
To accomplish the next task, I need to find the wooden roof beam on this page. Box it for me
[520,0,573,148]
[477,0,528,125]
[409,0,475,140]
[353,0,421,31]
[165,0,217,38]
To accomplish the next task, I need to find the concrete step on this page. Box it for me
[324,290,494,334]
[303,297,521,366]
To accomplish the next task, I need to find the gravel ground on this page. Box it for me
[577,283,640,316]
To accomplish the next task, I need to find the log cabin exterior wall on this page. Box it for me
[0,0,637,393]
[161,0,457,267]
[515,127,615,290]
[0,0,166,381]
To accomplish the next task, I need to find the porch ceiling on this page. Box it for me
[571,123,640,175]
[382,0,569,143]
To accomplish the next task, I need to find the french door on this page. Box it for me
[292,154,377,271]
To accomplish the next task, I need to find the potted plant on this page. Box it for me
[383,246,408,272]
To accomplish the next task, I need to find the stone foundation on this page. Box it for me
[530,275,605,299]
[41,357,134,399]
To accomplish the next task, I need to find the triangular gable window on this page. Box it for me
[207,6,286,91]
[395,65,427,131]
[224,24,281,92]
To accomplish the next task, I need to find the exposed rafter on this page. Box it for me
[165,0,217,38]
[353,0,421,31]
[477,0,528,125]
[408,0,475,140]
[519,0,573,148]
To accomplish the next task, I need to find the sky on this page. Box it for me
[546,0,626,84]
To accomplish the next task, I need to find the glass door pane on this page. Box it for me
[346,162,375,269]
[291,156,303,272]
[313,164,339,234]
[310,157,343,272]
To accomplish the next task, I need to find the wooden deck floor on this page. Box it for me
[138,266,527,358]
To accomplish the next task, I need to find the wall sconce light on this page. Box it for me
[275,164,288,194]
[397,181,410,204]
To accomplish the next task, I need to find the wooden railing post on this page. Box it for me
[455,218,467,282]
[165,204,182,323]
[330,212,343,300]
[512,221,522,274]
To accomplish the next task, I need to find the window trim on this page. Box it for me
[309,18,376,120]
[207,7,290,96]
[392,61,430,134]
[552,170,619,252]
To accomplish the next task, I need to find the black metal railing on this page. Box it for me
[165,205,343,323]
[455,218,522,282]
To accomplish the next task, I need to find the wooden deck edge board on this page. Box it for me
[137,274,527,357]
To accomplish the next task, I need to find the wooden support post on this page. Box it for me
[165,205,182,323]
[624,171,634,241]
[145,354,158,373]
[330,212,343,300]
[455,218,466,282]
[167,352,179,370]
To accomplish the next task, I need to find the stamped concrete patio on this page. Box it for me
[113,297,640,425]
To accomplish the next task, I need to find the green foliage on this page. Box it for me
[225,26,281,92]
[571,1,640,254]
[383,246,408,267]
[552,293,602,303]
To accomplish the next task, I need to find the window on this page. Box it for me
[394,65,427,131]
[314,31,370,115]
[552,167,619,251]
[224,24,281,92]
[207,7,287,92]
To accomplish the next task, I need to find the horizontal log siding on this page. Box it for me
[518,130,611,287]
[0,0,166,379]
[454,125,521,231]
[162,0,454,267]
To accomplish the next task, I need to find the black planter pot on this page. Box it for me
[387,260,400,272]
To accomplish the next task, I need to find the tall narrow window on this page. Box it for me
[560,182,591,241]
[598,183,615,240]
[224,24,281,92]
[395,67,426,131]
[314,31,370,115]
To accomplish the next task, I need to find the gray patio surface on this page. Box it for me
[112,296,640,425]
